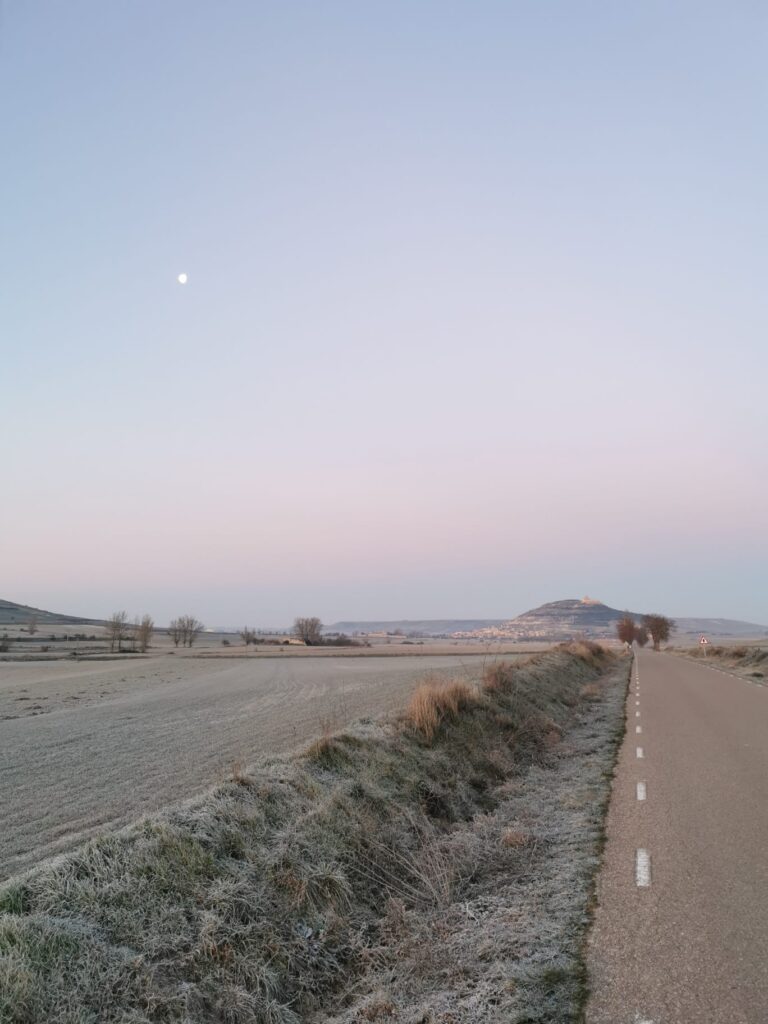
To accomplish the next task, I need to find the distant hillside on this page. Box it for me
[328,599,767,641]
[503,598,633,638]
[326,619,507,636]
[500,599,767,640]
[0,599,102,627]
[327,602,632,640]
[673,616,768,637]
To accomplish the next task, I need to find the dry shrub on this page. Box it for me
[359,995,396,1020]
[231,760,255,786]
[579,683,600,700]
[380,897,408,941]
[483,661,514,692]
[501,828,530,849]
[559,640,607,668]
[544,728,562,750]
[306,734,334,759]
[404,680,477,742]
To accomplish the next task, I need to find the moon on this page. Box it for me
[177,273,188,285]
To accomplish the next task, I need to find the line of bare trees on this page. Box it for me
[105,612,155,653]
[105,612,204,652]
[617,612,674,651]
[168,616,204,648]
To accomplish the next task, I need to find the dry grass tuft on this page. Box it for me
[359,995,397,1020]
[482,661,514,693]
[579,683,601,700]
[544,728,562,750]
[404,680,477,742]
[501,828,531,849]
[231,760,255,786]
[564,640,605,662]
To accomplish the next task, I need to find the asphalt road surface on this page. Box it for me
[586,648,768,1023]
[0,652,503,880]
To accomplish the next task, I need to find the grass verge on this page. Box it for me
[0,643,629,1024]
[674,645,767,684]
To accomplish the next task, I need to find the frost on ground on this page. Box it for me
[675,645,767,686]
[321,661,627,1024]
[0,645,628,1024]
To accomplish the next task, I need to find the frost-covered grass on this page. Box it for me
[676,645,768,684]
[0,644,628,1024]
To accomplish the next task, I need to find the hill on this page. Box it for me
[326,618,507,636]
[328,598,767,641]
[500,597,633,639]
[472,598,767,640]
[0,599,101,627]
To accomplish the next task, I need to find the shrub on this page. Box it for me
[483,662,514,692]
[403,681,477,743]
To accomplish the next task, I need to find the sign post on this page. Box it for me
[699,636,709,656]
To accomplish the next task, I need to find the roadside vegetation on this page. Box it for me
[0,643,629,1024]
[677,644,767,683]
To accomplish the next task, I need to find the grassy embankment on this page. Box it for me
[676,645,767,683]
[0,643,629,1024]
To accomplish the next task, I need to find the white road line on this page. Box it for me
[636,746,644,758]
[636,725,642,733]
[635,710,641,717]
[634,1014,655,1024]
[635,848,651,887]
[635,700,640,706]
[636,781,647,801]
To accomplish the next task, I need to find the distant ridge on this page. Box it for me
[505,599,767,639]
[0,599,102,627]
[3,597,765,638]
[326,619,507,636]
[329,598,767,640]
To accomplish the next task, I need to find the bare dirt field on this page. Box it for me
[0,650,536,881]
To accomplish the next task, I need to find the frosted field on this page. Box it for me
[0,650,531,879]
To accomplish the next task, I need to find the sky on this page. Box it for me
[2,1,767,627]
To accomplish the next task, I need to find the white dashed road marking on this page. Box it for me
[636,747,644,758]
[636,725,642,733]
[635,848,652,887]
[636,781,647,801]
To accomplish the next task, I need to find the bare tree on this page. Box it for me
[178,615,204,648]
[137,614,154,653]
[616,614,636,646]
[635,625,649,647]
[168,618,183,647]
[106,611,128,653]
[643,614,675,651]
[293,617,323,646]
[27,615,38,636]
[240,627,257,647]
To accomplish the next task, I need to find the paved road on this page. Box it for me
[586,648,768,1023]
[0,653,502,880]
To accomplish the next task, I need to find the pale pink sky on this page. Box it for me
[3,2,767,626]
